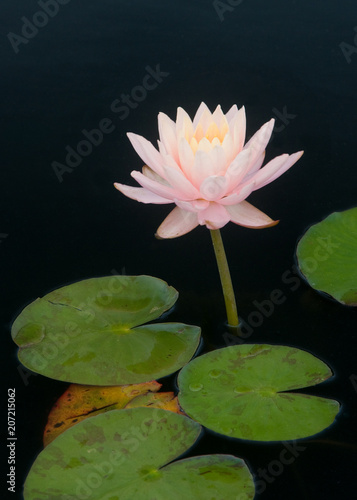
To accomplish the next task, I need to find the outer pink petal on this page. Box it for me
[155,207,199,239]
[243,119,275,168]
[127,133,165,178]
[158,112,179,163]
[226,200,279,228]
[219,181,256,205]
[231,106,246,155]
[160,153,182,173]
[142,165,171,185]
[198,202,231,229]
[175,199,210,212]
[225,148,252,192]
[244,150,265,177]
[114,182,173,204]
[249,153,289,189]
[252,151,304,190]
[161,165,200,199]
[131,170,177,200]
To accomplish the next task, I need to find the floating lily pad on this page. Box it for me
[12,276,200,385]
[296,207,357,305]
[43,381,183,446]
[24,408,255,499]
[178,344,340,441]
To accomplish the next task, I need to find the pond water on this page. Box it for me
[1,0,357,498]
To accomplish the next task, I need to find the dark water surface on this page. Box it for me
[1,0,357,498]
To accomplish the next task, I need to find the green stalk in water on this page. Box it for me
[210,229,239,331]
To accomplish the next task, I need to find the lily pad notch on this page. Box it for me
[178,344,340,441]
[12,275,201,385]
[24,408,255,500]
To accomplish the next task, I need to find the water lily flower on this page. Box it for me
[114,102,303,239]
[114,103,303,329]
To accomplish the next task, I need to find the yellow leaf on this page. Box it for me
[43,381,160,446]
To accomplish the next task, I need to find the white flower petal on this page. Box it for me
[158,112,179,163]
[157,139,167,155]
[243,119,275,167]
[156,207,198,239]
[231,106,246,155]
[127,133,165,178]
[191,150,215,188]
[193,102,211,128]
[142,166,171,185]
[210,145,227,175]
[162,165,200,199]
[114,183,172,204]
[161,153,182,172]
[200,175,228,201]
[220,181,256,205]
[225,149,252,191]
[175,199,210,212]
[244,150,266,177]
[221,133,234,164]
[249,153,289,190]
[212,105,227,130]
[252,151,304,190]
[197,108,213,135]
[178,137,195,179]
[197,137,213,153]
[176,107,194,142]
[226,104,239,123]
[131,170,177,200]
[226,200,279,228]
[197,202,231,229]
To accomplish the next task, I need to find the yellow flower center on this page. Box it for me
[189,120,229,155]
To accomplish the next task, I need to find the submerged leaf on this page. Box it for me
[12,276,200,385]
[25,408,255,499]
[296,207,357,305]
[44,381,183,446]
[178,344,340,441]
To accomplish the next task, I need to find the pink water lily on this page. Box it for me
[114,102,303,238]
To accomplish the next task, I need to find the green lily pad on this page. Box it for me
[296,207,357,305]
[24,407,255,499]
[12,276,200,385]
[178,344,340,441]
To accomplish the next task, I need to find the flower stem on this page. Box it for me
[210,229,239,329]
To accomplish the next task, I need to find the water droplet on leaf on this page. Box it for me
[189,383,203,392]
